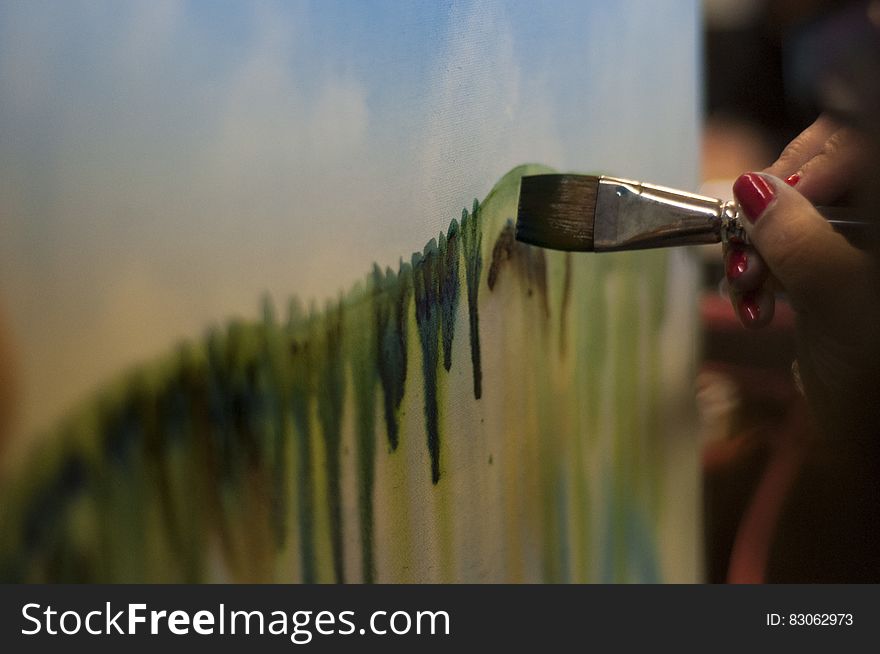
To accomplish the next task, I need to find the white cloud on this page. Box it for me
[415,0,563,233]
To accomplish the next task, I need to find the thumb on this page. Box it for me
[732,172,866,316]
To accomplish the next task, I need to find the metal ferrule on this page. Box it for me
[593,176,744,251]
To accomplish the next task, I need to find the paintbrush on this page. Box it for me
[515,174,869,252]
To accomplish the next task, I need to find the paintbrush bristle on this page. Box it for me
[515,174,598,251]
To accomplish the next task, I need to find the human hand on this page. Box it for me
[723,116,879,434]
[763,114,870,204]
[724,115,870,329]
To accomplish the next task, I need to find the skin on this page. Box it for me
[724,115,880,436]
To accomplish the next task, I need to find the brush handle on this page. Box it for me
[728,204,872,248]
[817,206,873,248]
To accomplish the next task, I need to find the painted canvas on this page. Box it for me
[0,1,702,582]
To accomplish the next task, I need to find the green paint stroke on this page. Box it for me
[0,164,694,583]
[0,177,495,577]
[438,219,461,373]
[348,285,379,584]
[487,219,549,318]
[315,301,346,582]
[289,332,317,583]
[373,262,412,451]
[460,201,483,399]
[412,240,442,485]
[559,253,573,356]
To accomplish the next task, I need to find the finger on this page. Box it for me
[724,243,768,294]
[729,283,775,330]
[764,115,840,180]
[785,126,870,204]
[732,172,868,317]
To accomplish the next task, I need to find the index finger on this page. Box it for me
[764,115,840,179]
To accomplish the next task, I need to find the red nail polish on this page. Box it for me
[733,173,775,223]
[785,173,800,187]
[739,292,761,322]
[726,248,748,280]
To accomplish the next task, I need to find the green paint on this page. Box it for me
[460,201,483,399]
[0,165,697,584]
[487,219,549,317]
[615,259,640,581]
[348,285,378,583]
[412,240,442,485]
[289,334,317,583]
[438,219,461,373]
[260,298,289,551]
[0,170,503,578]
[153,366,201,580]
[559,252,573,356]
[373,262,412,451]
[315,301,346,582]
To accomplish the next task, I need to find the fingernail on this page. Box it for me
[733,173,775,223]
[785,173,800,187]
[739,291,761,323]
[726,247,748,280]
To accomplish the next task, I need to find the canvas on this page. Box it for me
[0,1,702,582]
